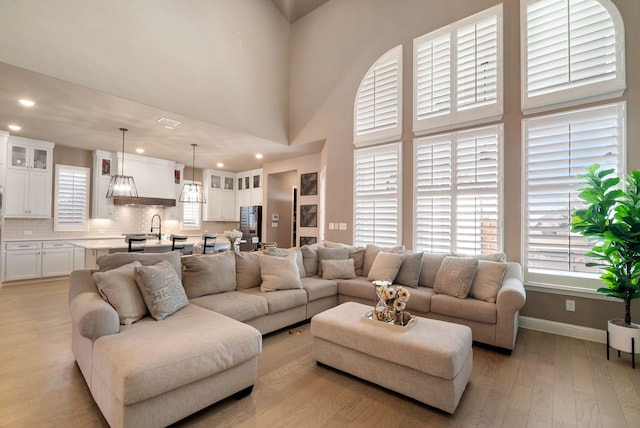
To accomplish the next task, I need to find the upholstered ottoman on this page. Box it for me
[311,302,472,413]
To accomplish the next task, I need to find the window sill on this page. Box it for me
[524,283,614,301]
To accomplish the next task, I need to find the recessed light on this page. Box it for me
[216,162,224,168]
[8,124,21,131]
[136,148,145,154]
[18,99,35,107]
[158,117,181,129]
[255,153,263,159]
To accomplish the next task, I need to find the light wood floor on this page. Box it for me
[1,280,640,428]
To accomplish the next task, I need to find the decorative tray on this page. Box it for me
[361,310,417,331]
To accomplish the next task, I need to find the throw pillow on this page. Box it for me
[349,246,366,276]
[394,252,424,288]
[260,253,303,292]
[265,247,306,278]
[181,252,237,299]
[93,261,147,325]
[418,253,450,288]
[469,260,508,303]
[134,260,189,320]
[235,251,263,290]
[301,243,324,277]
[433,256,478,299]
[367,251,405,283]
[321,259,357,280]
[97,251,182,279]
[317,247,349,277]
[363,244,405,277]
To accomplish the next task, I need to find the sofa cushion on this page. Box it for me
[469,260,508,303]
[430,294,497,324]
[301,242,325,277]
[240,287,308,314]
[91,304,261,405]
[181,252,237,299]
[404,286,436,313]
[418,253,449,288]
[260,253,302,292]
[433,256,478,299]
[337,277,377,301]
[367,251,405,282]
[322,259,356,280]
[301,277,338,301]
[235,251,263,290]
[363,244,405,277]
[97,251,182,279]
[134,261,189,320]
[190,291,268,322]
[317,247,350,277]
[92,261,147,325]
[264,247,306,278]
[394,252,424,288]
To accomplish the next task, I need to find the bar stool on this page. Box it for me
[171,234,188,253]
[127,236,147,253]
[202,234,217,254]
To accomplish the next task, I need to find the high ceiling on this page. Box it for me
[0,1,330,172]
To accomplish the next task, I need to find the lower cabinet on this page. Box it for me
[4,241,78,281]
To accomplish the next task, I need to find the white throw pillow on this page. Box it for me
[367,251,405,283]
[469,260,508,303]
[93,260,146,325]
[260,253,303,292]
[433,256,478,299]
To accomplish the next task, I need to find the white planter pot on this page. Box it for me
[608,320,640,354]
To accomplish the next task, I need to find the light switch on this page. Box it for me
[339,223,347,230]
[328,223,335,230]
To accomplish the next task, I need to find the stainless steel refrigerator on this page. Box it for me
[239,205,262,251]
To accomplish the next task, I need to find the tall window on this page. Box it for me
[54,165,89,231]
[354,143,401,246]
[522,0,625,112]
[353,46,402,245]
[414,4,503,132]
[521,0,626,290]
[414,125,502,254]
[523,103,625,288]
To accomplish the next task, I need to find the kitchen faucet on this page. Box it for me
[150,214,162,240]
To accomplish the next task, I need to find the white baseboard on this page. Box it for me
[519,316,606,344]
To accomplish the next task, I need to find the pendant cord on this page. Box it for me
[119,128,128,175]
[191,144,197,183]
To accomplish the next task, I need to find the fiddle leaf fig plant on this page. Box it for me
[571,164,640,325]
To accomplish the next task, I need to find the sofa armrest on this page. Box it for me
[69,292,120,341]
[495,262,526,350]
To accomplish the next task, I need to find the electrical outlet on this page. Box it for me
[566,299,575,312]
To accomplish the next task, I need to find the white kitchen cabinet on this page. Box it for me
[42,242,74,277]
[4,242,42,281]
[203,169,237,221]
[73,247,86,270]
[4,137,54,218]
[84,249,110,269]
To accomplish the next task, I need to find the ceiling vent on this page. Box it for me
[158,117,181,129]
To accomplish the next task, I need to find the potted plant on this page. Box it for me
[571,164,640,360]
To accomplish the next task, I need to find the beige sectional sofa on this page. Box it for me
[69,243,525,427]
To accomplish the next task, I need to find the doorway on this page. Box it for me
[265,170,297,248]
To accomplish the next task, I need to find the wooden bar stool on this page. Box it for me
[171,234,188,253]
[202,234,217,254]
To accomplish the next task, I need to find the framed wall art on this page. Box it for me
[300,236,317,246]
[300,172,318,196]
[300,204,318,228]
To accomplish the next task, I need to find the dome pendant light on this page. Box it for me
[179,144,206,204]
[106,128,138,198]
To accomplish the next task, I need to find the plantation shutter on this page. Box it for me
[354,143,401,246]
[415,34,451,120]
[182,185,201,228]
[456,14,498,110]
[523,0,624,111]
[455,127,501,254]
[414,135,452,253]
[354,46,402,143]
[55,165,89,231]
[415,125,502,254]
[524,102,625,284]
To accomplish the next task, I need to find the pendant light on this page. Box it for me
[106,128,138,198]
[179,144,206,203]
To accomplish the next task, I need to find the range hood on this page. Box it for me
[113,196,176,207]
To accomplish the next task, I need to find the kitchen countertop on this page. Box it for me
[71,237,202,250]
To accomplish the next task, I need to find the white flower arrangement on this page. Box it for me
[374,284,411,324]
[223,229,242,246]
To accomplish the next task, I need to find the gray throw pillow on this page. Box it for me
[265,247,306,278]
[349,246,366,276]
[321,259,356,280]
[93,260,147,325]
[469,260,508,303]
[260,253,303,292]
[235,251,263,290]
[317,247,349,277]
[418,253,450,287]
[395,252,424,288]
[135,260,189,320]
[367,251,405,282]
[181,252,237,299]
[433,256,478,299]
[301,243,324,277]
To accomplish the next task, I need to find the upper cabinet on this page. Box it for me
[4,136,54,218]
[203,169,237,221]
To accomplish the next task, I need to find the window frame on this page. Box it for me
[54,164,90,232]
[181,181,202,230]
[520,0,626,114]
